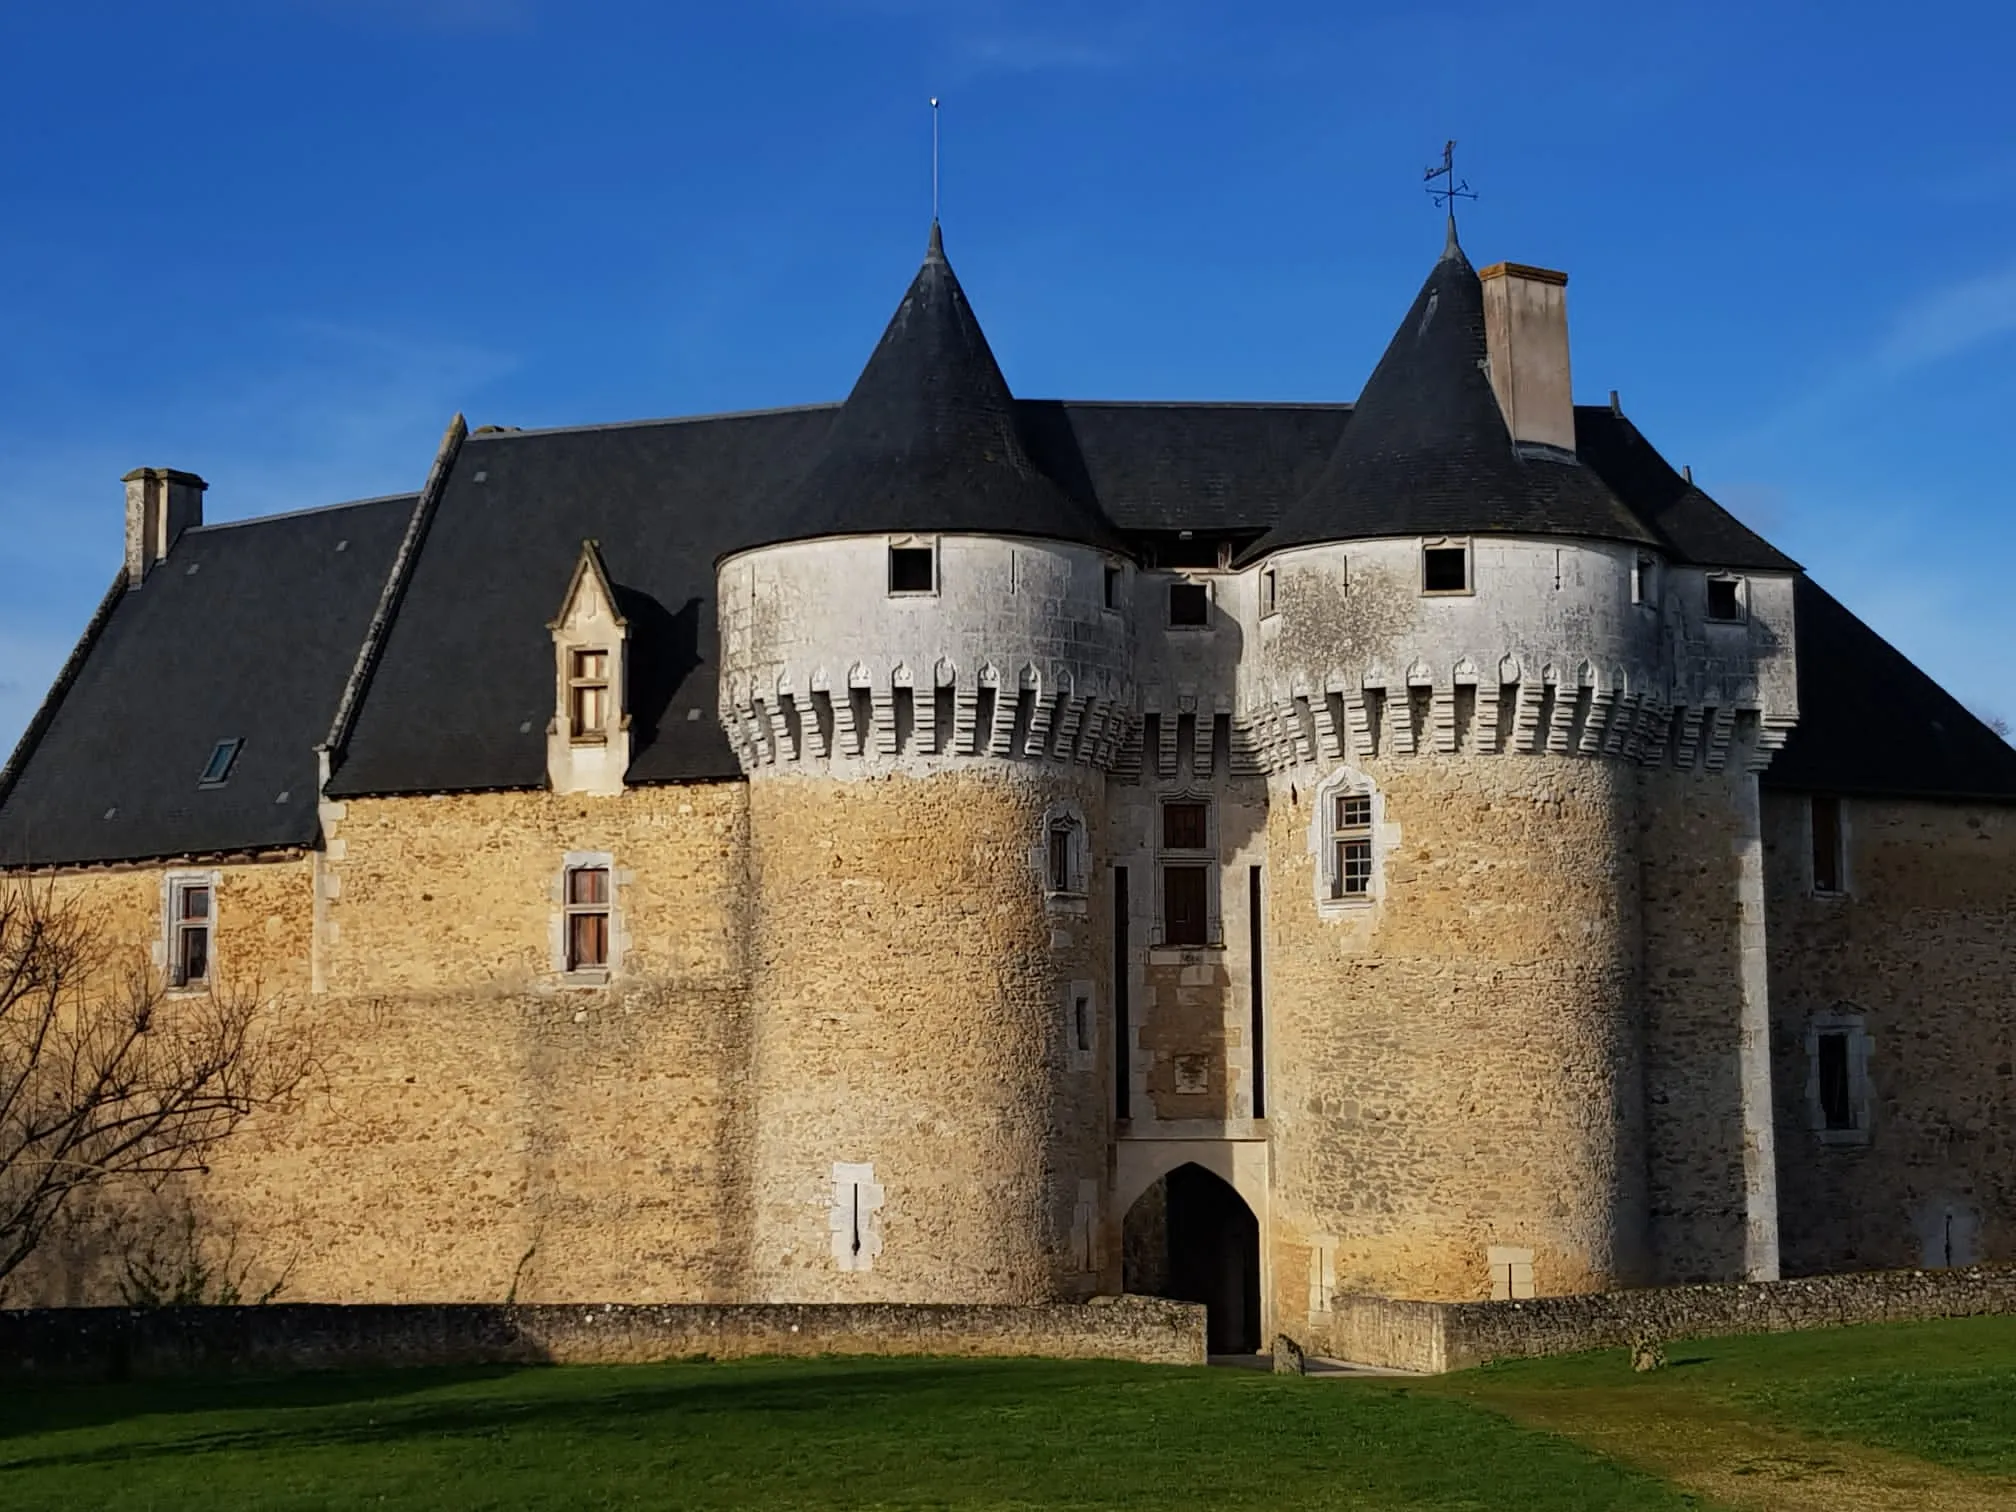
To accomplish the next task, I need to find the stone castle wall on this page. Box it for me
[1763,791,2016,1275]
[9,784,757,1308]
[743,766,1109,1304]
[1638,764,1777,1284]
[1261,751,1649,1312]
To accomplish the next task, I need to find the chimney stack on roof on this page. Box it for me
[1479,262,1575,453]
[122,467,206,585]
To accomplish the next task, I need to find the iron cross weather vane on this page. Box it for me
[1424,139,1477,229]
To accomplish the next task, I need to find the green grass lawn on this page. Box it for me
[5,1317,2014,1511]
[1442,1314,2016,1478]
[0,1353,1703,1512]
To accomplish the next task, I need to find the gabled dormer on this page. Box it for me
[547,539,630,796]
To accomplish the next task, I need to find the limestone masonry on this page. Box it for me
[4,218,2013,1357]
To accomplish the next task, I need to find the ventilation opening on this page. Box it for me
[1168,582,1209,626]
[1811,795,1844,894]
[889,545,935,594]
[1423,545,1468,593]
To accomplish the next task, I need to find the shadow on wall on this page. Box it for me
[1121,1163,1260,1354]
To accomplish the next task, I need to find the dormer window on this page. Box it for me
[889,543,936,595]
[547,540,630,796]
[569,649,610,741]
[198,738,242,788]
[1706,575,1746,623]
[1422,539,1471,595]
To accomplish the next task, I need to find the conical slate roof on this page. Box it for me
[1244,225,1655,562]
[755,223,1119,551]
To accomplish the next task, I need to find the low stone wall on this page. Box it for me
[0,1296,1205,1382]
[1329,1265,2016,1373]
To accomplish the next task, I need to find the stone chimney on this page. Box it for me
[122,467,207,584]
[1479,263,1575,452]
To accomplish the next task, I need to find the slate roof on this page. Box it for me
[328,408,834,796]
[7,231,2011,859]
[1765,576,2016,801]
[1573,406,1797,572]
[755,223,1119,552]
[0,495,414,867]
[1244,229,1657,563]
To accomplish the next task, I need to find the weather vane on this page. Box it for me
[1424,139,1477,221]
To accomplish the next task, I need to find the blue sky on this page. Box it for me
[4,1,2014,753]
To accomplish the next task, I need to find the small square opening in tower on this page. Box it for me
[1168,581,1209,626]
[888,545,935,594]
[1422,544,1469,593]
[1706,576,1745,622]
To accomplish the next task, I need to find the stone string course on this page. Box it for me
[0,1296,1206,1382]
[1325,1264,2016,1374]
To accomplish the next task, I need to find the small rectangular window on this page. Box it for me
[1162,864,1210,945]
[1817,1032,1854,1131]
[1167,581,1209,627]
[1103,564,1121,610]
[1048,821,1076,893]
[1811,795,1844,895]
[1331,793,1375,900]
[1633,555,1657,606]
[169,880,211,987]
[565,864,611,972]
[889,545,935,594]
[198,739,242,788]
[1074,994,1091,1054]
[1706,576,1744,622]
[1259,568,1278,618]
[1423,543,1469,593]
[1162,801,1210,851]
[569,649,610,738]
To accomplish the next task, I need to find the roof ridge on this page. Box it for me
[465,401,842,441]
[186,492,422,533]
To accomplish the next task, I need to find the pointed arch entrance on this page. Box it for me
[1122,1162,1262,1354]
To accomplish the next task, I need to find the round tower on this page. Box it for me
[719,224,1134,1302]
[1238,230,1662,1305]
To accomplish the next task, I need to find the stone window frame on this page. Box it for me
[1488,1244,1536,1300]
[830,1161,885,1272]
[1063,977,1097,1071]
[1420,535,1474,597]
[1808,793,1850,899]
[552,850,624,986]
[1153,791,1222,949]
[566,647,612,743]
[1258,565,1279,619]
[1705,572,1749,625]
[1101,560,1125,615]
[1309,765,1392,918]
[1805,1008,1874,1146]
[1036,800,1091,914]
[1631,553,1660,608]
[160,868,221,993]
[886,534,939,598]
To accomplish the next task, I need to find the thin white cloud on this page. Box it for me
[1873,260,2016,373]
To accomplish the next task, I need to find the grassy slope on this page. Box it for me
[0,1356,1707,1512]
[1440,1315,2016,1478]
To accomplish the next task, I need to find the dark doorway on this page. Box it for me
[1121,1163,1261,1354]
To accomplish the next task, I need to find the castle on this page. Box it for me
[4,219,2013,1354]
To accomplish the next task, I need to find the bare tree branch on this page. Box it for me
[0,881,312,1290]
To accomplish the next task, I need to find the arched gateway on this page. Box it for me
[1122,1163,1262,1354]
